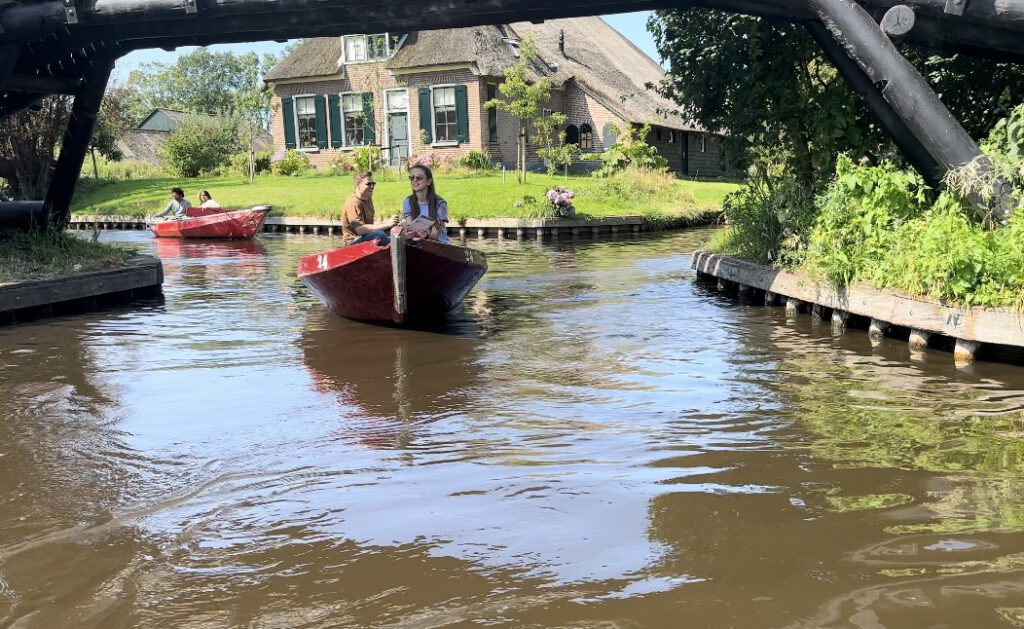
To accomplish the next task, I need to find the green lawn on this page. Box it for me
[72,170,738,223]
[0,231,136,285]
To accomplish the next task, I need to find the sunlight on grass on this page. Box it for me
[72,170,737,222]
[0,231,137,285]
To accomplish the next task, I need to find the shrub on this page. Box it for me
[160,115,240,177]
[92,158,165,181]
[229,151,272,177]
[459,150,492,170]
[274,149,311,176]
[353,145,382,172]
[326,153,356,176]
[588,123,668,177]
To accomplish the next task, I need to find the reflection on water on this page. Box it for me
[1,230,1024,627]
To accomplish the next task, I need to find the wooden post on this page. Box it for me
[785,297,802,317]
[737,284,752,301]
[811,303,826,324]
[764,291,779,306]
[390,226,406,320]
[831,309,849,333]
[908,328,931,351]
[44,54,116,229]
[954,338,981,366]
[868,318,888,340]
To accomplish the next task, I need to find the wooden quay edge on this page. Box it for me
[691,249,1024,354]
[0,255,163,317]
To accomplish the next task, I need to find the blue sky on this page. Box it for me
[112,11,660,79]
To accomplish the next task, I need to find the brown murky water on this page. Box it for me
[3,230,1024,628]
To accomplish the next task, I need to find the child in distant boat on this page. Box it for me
[402,164,449,243]
[198,190,222,209]
[154,187,191,220]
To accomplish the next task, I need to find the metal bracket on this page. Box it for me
[185,0,198,14]
[63,0,78,24]
[944,0,967,16]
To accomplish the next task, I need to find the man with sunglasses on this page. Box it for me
[341,171,399,246]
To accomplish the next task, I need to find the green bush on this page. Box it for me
[459,150,492,170]
[160,115,240,178]
[353,145,382,172]
[326,153,356,176]
[229,151,272,177]
[274,149,311,176]
[588,123,668,178]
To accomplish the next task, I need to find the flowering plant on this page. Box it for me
[546,186,576,217]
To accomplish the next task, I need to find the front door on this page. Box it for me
[388,112,409,167]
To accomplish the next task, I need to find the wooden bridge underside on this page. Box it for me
[0,0,1022,227]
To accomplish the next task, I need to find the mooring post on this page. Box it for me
[785,297,803,317]
[908,328,931,351]
[764,291,779,306]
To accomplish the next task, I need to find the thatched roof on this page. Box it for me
[511,17,702,132]
[263,17,699,131]
[263,38,342,81]
[117,129,166,165]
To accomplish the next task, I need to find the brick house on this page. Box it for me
[264,17,725,177]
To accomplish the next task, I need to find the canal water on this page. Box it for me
[3,230,1024,628]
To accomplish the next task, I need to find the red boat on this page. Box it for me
[150,205,271,239]
[297,226,487,324]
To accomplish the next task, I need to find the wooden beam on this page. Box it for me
[43,55,115,229]
[3,74,82,93]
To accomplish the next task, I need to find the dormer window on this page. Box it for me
[343,34,389,63]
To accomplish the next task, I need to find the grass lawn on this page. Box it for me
[0,231,137,285]
[72,170,738,223]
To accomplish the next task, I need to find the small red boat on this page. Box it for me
[150,205,271,239]
[298,226,487,324]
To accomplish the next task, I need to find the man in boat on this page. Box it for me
[341,171,398,246]
[154,187,192,220]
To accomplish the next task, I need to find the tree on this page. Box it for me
[0,96,72,199]
[160,114,240,177]
[87,86,133,179]
[485,38,555,183]
[125,48,278,123]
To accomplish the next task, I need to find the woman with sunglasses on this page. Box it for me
[403,164,449,243]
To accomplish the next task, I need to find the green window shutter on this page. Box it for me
[362,92,376,145]
[328,94,342,148]
[418,87,432,144]
[314,96,328,148]
[282,96,296,149]
[455,84,469,143]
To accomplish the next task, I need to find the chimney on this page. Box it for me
[559,29,565,57]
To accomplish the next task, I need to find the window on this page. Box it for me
[343,34,389,63]
[487,84,498,143]
[295,96,317,149]
[432,86,457,143]
[565,124,579,145]
[579,123,593,149]
[656,128,663,141]
[342,93,365,146]
[542,108,552,117]
[701,133,707,153]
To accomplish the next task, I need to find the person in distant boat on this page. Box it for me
[403,164,449,243]
[341,171,399,246]
[198,190,222,209]
[155,187,192,220]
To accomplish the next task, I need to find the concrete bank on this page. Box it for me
[692,250,1024,366]
[70,212,720,239]
[0,256,163,326]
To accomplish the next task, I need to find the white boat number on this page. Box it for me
[464,250,473,264]
[317,254,329,270]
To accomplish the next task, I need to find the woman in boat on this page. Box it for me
[403,164,449,244]
[198,190,222,209]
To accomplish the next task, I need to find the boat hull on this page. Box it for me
[297,235,487,324]
[151,206,270,239]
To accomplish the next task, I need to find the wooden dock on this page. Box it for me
[692,250,1024,365]
[0,256,163,326]
[68,215,661,239]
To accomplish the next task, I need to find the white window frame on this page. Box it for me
[342,33,391,64]
[430,84,459,146]
[340,91,369,149]
[701,133,707,153]
[292,93,319,152]
[384,88,410,163]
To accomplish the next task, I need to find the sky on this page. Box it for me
[112,11,661,80]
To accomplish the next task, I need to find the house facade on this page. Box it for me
[264,18,725,177]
